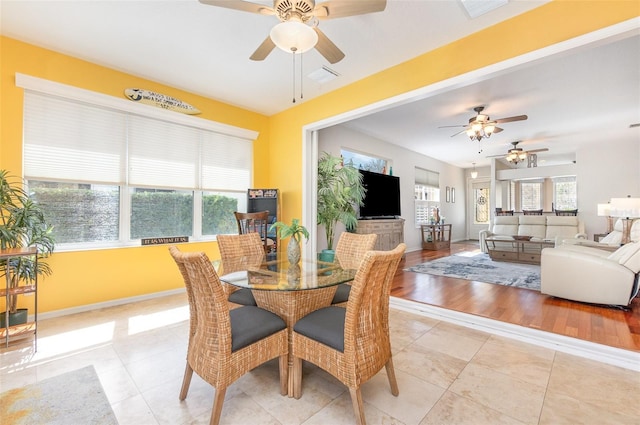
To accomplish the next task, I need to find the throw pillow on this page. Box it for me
[600,231,622,245]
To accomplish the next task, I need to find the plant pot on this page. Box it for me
[318,249,335,263]
[0,308,28,328]
[287,238,301,265]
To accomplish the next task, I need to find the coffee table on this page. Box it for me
[485,236,555,264]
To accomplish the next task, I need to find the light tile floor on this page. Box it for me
[1,293,639,424]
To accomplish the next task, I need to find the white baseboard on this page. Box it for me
[37,288,186,321]
[390,297,640,372]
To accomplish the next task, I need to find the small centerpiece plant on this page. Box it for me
[270,218,309,264]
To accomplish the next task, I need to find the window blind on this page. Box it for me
[415,167,439,187]
[24,91,127,183]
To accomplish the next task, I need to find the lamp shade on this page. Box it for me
[270,21,318,54]
[609,197,640,218]
[597,203,611,216]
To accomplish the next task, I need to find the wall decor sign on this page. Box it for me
[141,236,189,245]
[124,88,201,115]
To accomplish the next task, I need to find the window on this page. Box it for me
[414,168,440,226]
[340,149,389,174]
[553,176,577,210]
[21,81,255,250]
[521,180,543,210]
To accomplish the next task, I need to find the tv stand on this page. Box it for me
[356,218,404,251]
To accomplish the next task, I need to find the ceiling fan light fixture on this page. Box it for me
[270,21,318,53]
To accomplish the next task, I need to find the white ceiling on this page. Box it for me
[2,1,639,169]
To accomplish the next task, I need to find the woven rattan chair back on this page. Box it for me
[216,233,265,301]
[234,211,270,253]
[292,243,406,425]
[169,246,198,354]
[169,246,288,425]
[523,209,543,215]
[496,210,514,216]
[334,232,378,270]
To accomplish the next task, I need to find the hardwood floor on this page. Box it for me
[390,241,640,352]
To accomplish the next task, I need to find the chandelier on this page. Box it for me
[506,142,527,164]
[466,117,496,142]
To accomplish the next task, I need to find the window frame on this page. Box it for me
[18,73,258,252]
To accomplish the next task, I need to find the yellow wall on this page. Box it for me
[1,0,637,313]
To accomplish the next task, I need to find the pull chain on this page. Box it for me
[300,52,304,100]
[291,49,296,103]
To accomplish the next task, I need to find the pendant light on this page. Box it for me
[471,163,478,179]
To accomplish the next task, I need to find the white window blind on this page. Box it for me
[23,91,252,191]
[128,115,200,189]
[415,168,439,187]
[201,132,252,191]
[23,92,127,183]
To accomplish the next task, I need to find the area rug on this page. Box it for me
[405,252,541,291]
[0,365,118,425]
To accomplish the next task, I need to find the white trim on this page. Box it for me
[390,297,640,372]
[15,73,259,141]
[37,288,186,321]
[302,18,640,252]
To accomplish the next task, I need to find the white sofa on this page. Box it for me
[540,241,640,306]
[562,218,639,249]
[479,215,586,253]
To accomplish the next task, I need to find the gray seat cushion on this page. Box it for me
[331,283,351,304]
[230,306,286,352]
[228,288,257,306]
[293,307,345,352]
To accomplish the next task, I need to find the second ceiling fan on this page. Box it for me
[440,105,528,141]
[199,0,387,64]
[487,141,549,165]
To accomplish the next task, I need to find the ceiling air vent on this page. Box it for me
[460,0,508,19]
[308,66,340,84]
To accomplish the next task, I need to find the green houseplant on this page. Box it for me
[270,218,309,264]
[316,152,366,258]
[0,170,55,326]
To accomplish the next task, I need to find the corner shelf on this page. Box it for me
[1,247,38,349]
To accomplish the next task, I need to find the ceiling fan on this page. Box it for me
[198,0,387,64]
[487,141,549,165]
[440,105,528,141]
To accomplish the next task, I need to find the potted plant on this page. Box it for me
[0,170,55,327]
[316,152,366,261]
[270,218,309,264]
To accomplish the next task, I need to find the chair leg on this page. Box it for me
[292,356,303,399]
[179,362,194,400]
[348,387,366,425]
[385,358,399,396]
[279,354,288,396]
[209,387,227,425]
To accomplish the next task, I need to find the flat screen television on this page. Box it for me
[358,170,401,219]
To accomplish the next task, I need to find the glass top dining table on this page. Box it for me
[217,257,356,291]
[217,256,356,398]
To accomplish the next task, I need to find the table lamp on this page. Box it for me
[609,196,640,244]
[597,203,613,233]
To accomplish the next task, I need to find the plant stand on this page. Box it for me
[1,247,38,350]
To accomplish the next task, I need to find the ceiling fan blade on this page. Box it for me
[438,124,467,129]
[198,0,275,15]
[526,148,549,153]
[492,127,504,133]
[450,129,468,137]
[249,36,276,61]
[314,0,387,19]
[494,114,528,124]
[313,27,345,64]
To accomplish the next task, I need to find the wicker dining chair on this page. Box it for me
[169,246,288,425]
[523,209,543,215]
[496,210,514,216]
[330,232,378,305]
[233,211,272,254]
[216,233,264,306]
[291,243,406,425]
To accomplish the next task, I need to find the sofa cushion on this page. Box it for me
[518,215,546,239]
[545,216,580,240]
[608,241,640,265]
[493,215,519,236]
